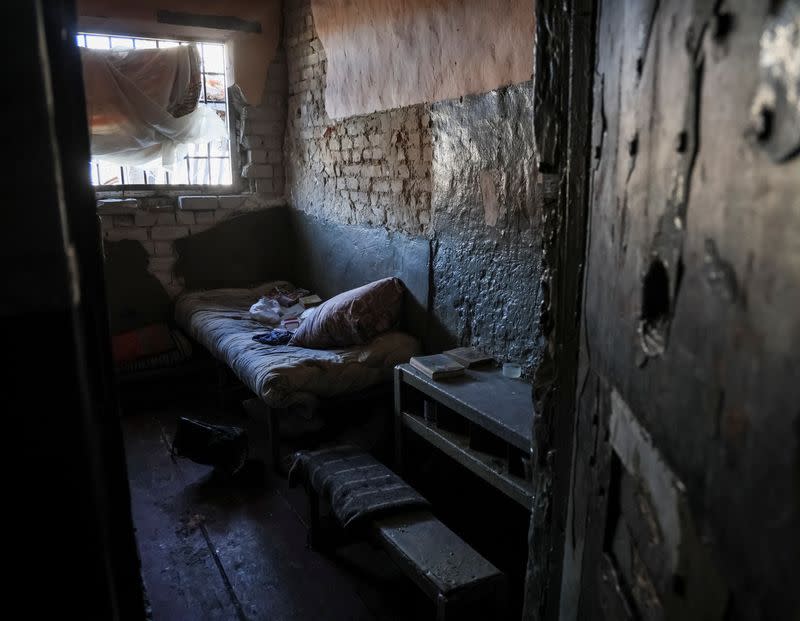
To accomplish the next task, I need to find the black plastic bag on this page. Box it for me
[171,417,248,474]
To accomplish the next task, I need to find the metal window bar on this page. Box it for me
[78,33,231,187]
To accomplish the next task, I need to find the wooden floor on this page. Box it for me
[123,401,429,620]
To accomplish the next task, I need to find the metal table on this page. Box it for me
[394,363,535,509]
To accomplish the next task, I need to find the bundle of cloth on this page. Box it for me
[248,285,317,346]
[80,44,227,168]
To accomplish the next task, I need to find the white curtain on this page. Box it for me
[81,44,227,168]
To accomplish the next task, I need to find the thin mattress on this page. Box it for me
[174,281,421,408]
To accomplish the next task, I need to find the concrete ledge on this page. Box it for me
[97,198,139,215]
[242,163,274,179]
[178,195,219,211]
[218,195,249,210]
[151,226,190,240]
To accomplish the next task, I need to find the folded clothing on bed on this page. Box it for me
[252,328,293,346]
[175,281,421,409]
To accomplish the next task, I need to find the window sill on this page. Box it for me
[96,193,285,215]
[94,184,243,200]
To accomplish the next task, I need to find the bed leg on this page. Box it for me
[306,481,322,549]
[216,362,227,410]
[393,366,405,475]
[267,407,286,474]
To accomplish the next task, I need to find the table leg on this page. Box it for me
[393,366,405,475]
[267,406,284,473]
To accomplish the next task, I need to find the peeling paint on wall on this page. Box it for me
[702,238,739,303]
[430,83,542,371]
[748,0,800,161]
[608,390,728,620]
[479,169,501,227]
[310,0,534,118]
[568,1,800,617]
[285,1,544,370]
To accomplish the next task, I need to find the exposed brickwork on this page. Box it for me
[429,83,542,373]
[97,39,289,301]
[98,194,279,298]
[284,0,433,235]
[235,48,287,198]
[282,1,542,369]
[98,1,541,376]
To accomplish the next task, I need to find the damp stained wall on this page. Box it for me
[87,6,289,332]
[561,1,800,619]
[429,84,544,366]
[285,0,545,370]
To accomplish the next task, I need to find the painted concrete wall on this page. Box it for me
[429,85,544,366]
[284,0,545,370]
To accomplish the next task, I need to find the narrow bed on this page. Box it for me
[175,281,421,409]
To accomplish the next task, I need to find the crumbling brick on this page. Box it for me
[283,0,432,235]
[151,226,190,240]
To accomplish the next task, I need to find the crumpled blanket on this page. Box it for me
[288,445,430,528]
[174,281,421,408]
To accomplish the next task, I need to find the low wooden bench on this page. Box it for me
[371,510,507,620]
[302,455,507,620]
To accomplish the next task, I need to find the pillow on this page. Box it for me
[289,277,405,349]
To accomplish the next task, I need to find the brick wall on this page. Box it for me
[236,48,287,197]
[97,45,288,303]
[281,0,544,370]
[284,0,433,235]
[98,194,281,299]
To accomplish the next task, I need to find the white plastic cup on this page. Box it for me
[502,362,522,378]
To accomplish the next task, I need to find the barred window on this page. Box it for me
[77,33,232,187]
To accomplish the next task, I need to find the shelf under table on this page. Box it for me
[395,363,536,509]
[396,363,534,452]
